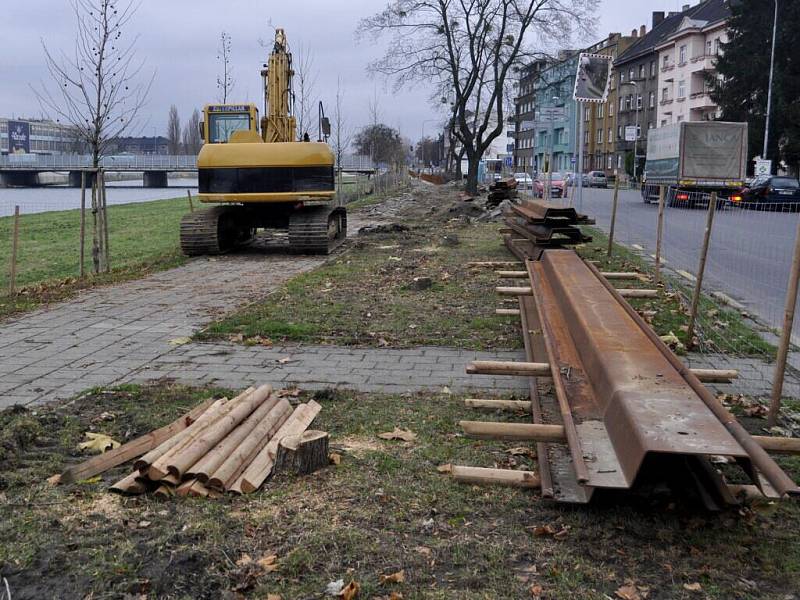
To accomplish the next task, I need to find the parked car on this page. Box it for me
[582,170,608,188]
[735,176,800,210]
[533,172,567,198]
[513,172,533,187]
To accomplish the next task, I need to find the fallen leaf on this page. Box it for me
[236,553,253,567]
[137,520,152,529]
[507,446,536,458]
[257,554,279,572]
[683,582,702,592]
[378,427,417,442]
[615,585,641,600]
[326,580,345,595]
[436,463,452,474]
[530,584,543,598]
[78,432,120,454]
[329,452,342,465]
[267,595,282,600]
[168,337,191,346]
[414,546,431,557]
[277,357,295,365]
[389,593,404,600]
[531,524,568,538]
[340,581,360,600]
[46,474,62,486]
[379,570,405,585]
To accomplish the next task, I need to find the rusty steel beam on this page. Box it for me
[527,250,800,498]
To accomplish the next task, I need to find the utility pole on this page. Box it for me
[577,101,585,212]
[763,0,778,165]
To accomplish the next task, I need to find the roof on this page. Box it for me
[615,0,730,66]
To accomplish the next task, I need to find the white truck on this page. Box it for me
[642,121,748,205]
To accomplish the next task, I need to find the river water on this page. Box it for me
[0,176,198,218]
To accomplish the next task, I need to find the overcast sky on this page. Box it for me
[1,0,693,143]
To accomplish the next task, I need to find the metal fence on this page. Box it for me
[539,182,800,411]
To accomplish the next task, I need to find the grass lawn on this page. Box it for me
[198,220,523,350]
[577,226,776,358]
[1,382,798,599]
[0,197,192,319]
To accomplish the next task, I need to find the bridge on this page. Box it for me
[0,154,376,187]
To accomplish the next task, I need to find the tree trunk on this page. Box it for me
[465,154,480,195]
[275,430,329,475]
[91,175,100,274]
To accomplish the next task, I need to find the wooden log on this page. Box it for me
[460,421,566,442]
[186,393,282,481]
[752,435,800,454]
[495,308,521,316]
[451,465,541,489]
[175,478,197,497]
[132,397,229,474]
[151,385,273,480]
[154,484,175,498]
[110,471,148,495]
[497,286,533,296]
[467,261,521,267]
[274,430,330,475]
[617,289,658,298]
[601,272,641,280]
[236,400,322,494]
[59,397,215,484]
[464,399,532,411]
[466,360,551,377]
[690,368,739,383]
[206,398,293,491]
[495,270,528,278]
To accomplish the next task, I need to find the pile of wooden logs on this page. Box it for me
[56,385,327,498]
[487,178,518,207]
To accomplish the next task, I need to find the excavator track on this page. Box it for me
[288,206,347,255]
[180,206,252,256]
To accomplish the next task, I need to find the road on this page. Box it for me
[575,187,800,336]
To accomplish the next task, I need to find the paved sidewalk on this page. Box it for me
[0,253,324,408]
[119,342,528,395]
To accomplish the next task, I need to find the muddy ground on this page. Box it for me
[1,382,799,600]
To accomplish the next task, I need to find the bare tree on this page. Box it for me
[295,44,318,140]
[35,0,153,168]
[331,76,353,182]
[182,108,202,155]
[167,104,181,154]
[360,0,596,194]
[217,31,235,103]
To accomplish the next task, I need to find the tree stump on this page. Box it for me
[275,430,330,475]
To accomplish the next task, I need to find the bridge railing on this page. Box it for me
[0,153,375,171]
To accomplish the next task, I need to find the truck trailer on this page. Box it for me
[641,121,748,206]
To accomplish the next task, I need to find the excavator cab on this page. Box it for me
[200,104,260,144]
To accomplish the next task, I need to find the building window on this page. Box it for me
[607,155,613,169]
[584,130,589,143]
[648,121,654,130]
[625,95,632,110]
[636,125,642,139]
[619,96,625,112]
[678,80,686,98]
[617,125,623,139]
[663,55,669,68]
[620,71,625,84]
[637,94,642,109]
[706,40,712,56]
[638,64,645,79]
[608,128,613,143]
[650,60,656,77]
[662,87,669,101]
[597,129,603,144]
[649,91,655,108]
[629,67,634,80]
[661,119,667,127]
[677,115,684,122]
[679,45,687,64]
[714,37,721,54]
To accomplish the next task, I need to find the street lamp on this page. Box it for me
[763,0,778,165]
[622,80,641,182]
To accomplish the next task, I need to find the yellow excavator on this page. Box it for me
[180,28,346,255]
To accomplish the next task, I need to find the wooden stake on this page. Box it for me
[91,173,100,274]
[654,185,666,285]
[464,399,532,411]
[466,360,551,377]
[752,435,800,454]
[467,261,521,267]
[187,189,195,212]
[601,272,641,280]
[496,286,533,296]
[8,205,20,294]
[451,465,541,489]
[59,397,215,484]
[110,471,148,495]
[607,176,620,257]
[495,270,528,278]
[79,172,86,279]
[495,308,521,316]
[459,420,567,442]
[688,368,738,383]
[685,192,717,348]
[769,212,800,426]
[101,170,110,272]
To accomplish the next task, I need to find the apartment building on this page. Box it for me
[582,31,641,174]
[655,0,730,126]
[513,59,550,172]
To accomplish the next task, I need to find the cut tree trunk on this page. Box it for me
[275,430,329,475]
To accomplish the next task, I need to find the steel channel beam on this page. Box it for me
[528,250,759,492]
